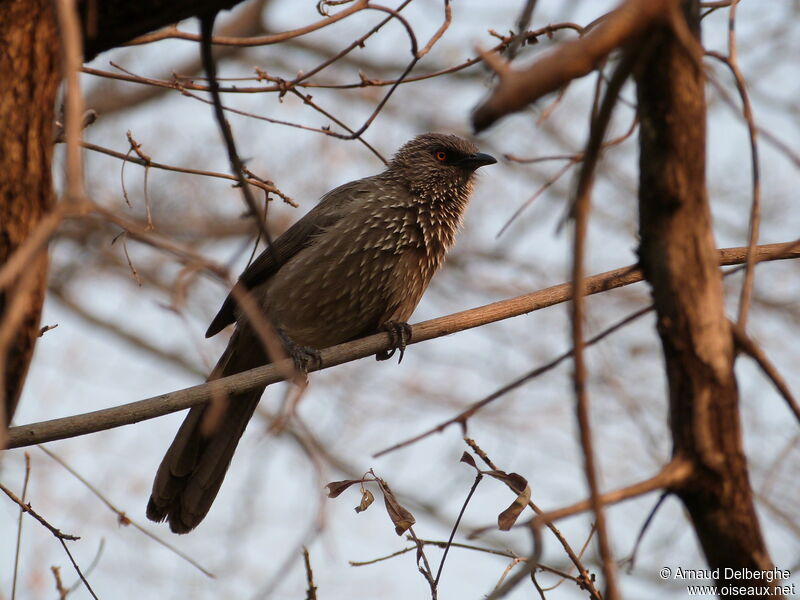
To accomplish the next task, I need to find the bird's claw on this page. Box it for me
[291,345,322,374]
[278,328,322,374]
[376,321,412,363]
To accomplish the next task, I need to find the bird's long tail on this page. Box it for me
[146,327,266,533]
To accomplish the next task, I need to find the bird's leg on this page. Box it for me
[277,327,322,374]
[376,321,412,363]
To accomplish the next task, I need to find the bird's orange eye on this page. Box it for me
[435,151,447,162]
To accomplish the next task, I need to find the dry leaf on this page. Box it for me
[481,470,531,530]
[483,470,528,494]
[460,451,478,469]
[325,479,363,498]
[355,488,374,513]
[497,483,531,530]
[382,490,416,535]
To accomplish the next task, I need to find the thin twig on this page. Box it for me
[491,558,527,596]
[706,50,760,329]
[374,303,650,458]
[416,0,452,59]
[57,538,99,599]
[11,453,31,600]
[54,0,86,203]
[82,22,583,95]
[465,439,602,600]
[38,445,215,577]
[74,140,294,205]
[567,42,640,600]
[434,470,483,586]
[51,288,205,378]
[625,491,668,571]
[732,325,800,425]
[288,89,387,164]
[507,0,538,60]
[127,0,369,47]
[302,547,318,600]
[65,539,105,595]
[51,565,67,599]
[504,114,638,164]
[531,569,547,600]
[0,481,80,540]
[0,476,96,598]
[496,160,576,238]
[199,12,274,242]
[407,526,438,599]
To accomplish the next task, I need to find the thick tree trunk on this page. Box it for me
[0,0,248,436]
[634,2,780,597]
[0,0,61,428]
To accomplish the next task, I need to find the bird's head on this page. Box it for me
[389,133,496,197]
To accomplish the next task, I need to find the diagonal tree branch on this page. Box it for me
[472,0,674,131]
[4,242,798,450]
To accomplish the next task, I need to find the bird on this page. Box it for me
[146,133,496,533]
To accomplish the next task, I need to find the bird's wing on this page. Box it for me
[205,177,381,337]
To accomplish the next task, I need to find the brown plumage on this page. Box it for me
[146,133,496,533]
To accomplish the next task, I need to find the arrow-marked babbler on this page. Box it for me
[147,133,496,533]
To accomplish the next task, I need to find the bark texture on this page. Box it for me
[0,0,61,427]
[0,0,248,434]
[634,2,780,596]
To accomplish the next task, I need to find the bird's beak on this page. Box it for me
[459,152,497,170]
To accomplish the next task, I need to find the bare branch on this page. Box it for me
[126,0,370,47]
[0,481,79,541]
[76,140,294,205]
[5,242,799,450]
[38,445,215,578]
[732,326,800,426]
[11,453,30,600]
[54,0,86,203]
[472,0,675,131]
[567,43,640,600]
[706,51,761,329]
[531,458,692,526]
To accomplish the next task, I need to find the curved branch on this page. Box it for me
[125,0,369,47]
[472,0,675,132]
[532,458,692,527]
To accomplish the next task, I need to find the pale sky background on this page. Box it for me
[2,1,799,598]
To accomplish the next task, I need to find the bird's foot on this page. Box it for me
[376,321,412,363]
[278,329,322,375]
